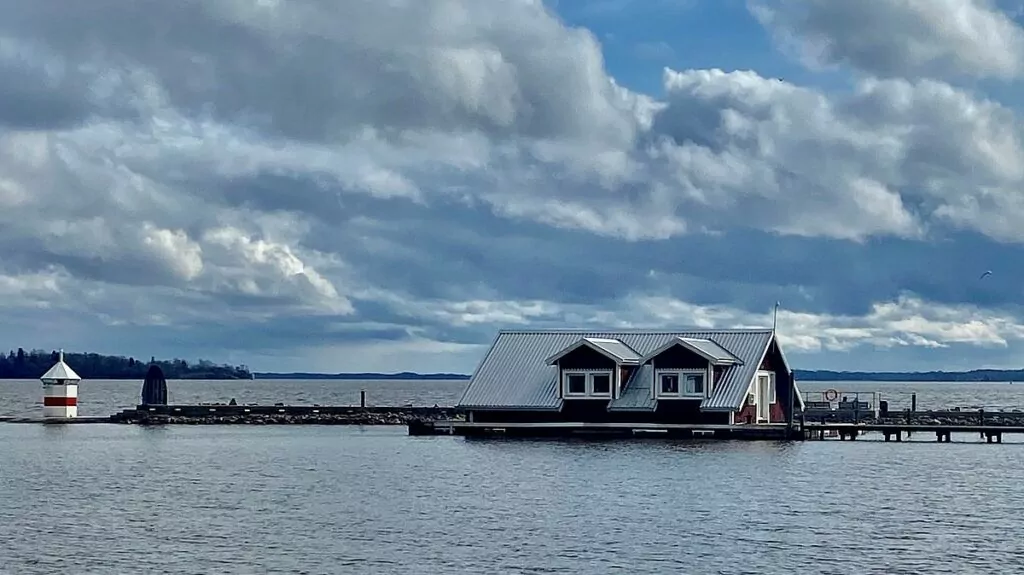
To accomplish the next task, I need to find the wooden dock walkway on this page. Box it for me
[802,422,1024,443]
[409,420,799,439]
[411,417,1024,443]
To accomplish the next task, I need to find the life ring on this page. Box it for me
[823,388,839,402]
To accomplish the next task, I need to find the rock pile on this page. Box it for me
[118,408,459,425]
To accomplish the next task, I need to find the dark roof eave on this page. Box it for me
[458,405,563,411]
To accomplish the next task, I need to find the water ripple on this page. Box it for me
[1,407,1024,573]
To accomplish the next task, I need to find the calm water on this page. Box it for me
[3,379,1024,574]
[2,378,1024,418]
[2,424,1024,574]
[0,378,469,418]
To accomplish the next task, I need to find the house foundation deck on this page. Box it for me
[409,420,800,439]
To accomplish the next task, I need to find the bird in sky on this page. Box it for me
[979,270,993,280]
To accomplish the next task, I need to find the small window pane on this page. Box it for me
[687,374,704,395]
[592,374,611,394]
[567,374,586,394]
[660,374,678,394]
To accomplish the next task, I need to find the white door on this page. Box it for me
[756,373,771,423]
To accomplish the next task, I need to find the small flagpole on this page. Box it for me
[772,301,780,333]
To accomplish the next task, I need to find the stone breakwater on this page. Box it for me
[112,405,461,425]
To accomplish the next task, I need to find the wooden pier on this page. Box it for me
[802,422,1024,443]
[409,407,1024,443]
[409,420,800,440]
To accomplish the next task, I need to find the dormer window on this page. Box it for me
[545,337,639,400]
[563,369,613,398]
[660,373,679,394]
[567,373,587,395]
[656,369,706,399]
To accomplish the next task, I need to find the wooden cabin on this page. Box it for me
[457,329,804,425]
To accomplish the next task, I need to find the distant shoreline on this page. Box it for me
[795,369,1023,382]
[251,369,1024,382]
[252,372,471,380]
[3,369,1020,382]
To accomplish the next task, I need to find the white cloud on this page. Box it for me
[774,295,1024,352]
[327,288,1024,370]
[648,68,1024,242]
[752,0,1024,79]
[2,0,1024,371]
[0,271,64,309]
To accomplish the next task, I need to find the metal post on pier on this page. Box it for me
[787,370,795,432]
[911,393,917,412]
[360,389,366,408]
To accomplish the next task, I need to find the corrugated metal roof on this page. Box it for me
[585,338,641,363]
[680,338,741,364]
[702,331,774,410]
[544,337,641,365]
[458,329,774,411]
[607,363,655,411]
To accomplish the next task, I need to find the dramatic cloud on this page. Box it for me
[3,0,1024,373]
[752,0,1024,79]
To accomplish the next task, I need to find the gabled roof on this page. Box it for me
[458,329,775,411]
[544,337,641,366]
[639,336,742,365]
[40,351,81,383]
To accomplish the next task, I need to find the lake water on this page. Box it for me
[2,378,1024,418]
[3,379,1024,574]
[0,378,469,418]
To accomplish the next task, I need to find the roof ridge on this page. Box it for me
[497,328,773,334]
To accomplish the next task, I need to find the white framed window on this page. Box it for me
[562,369,614,398]
[655,369,706,399]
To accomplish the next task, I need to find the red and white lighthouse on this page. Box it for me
[40,350,81,418]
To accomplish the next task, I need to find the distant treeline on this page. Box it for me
[260,369,1024,382]
[263,370,1024,383]
[254,372,471,380]
[0,348,252,380]
[6,350,1018,382]
[795,369,1024,382]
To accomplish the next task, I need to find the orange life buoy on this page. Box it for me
[823,388,839,402]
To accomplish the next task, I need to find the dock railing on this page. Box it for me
[799,388,1024,427]
[800,390,879,422]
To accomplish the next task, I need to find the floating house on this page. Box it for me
[457,329,804,426]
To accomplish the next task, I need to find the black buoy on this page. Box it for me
[141,364,168,406]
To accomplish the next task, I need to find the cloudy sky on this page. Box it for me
[4,0,1024,374]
